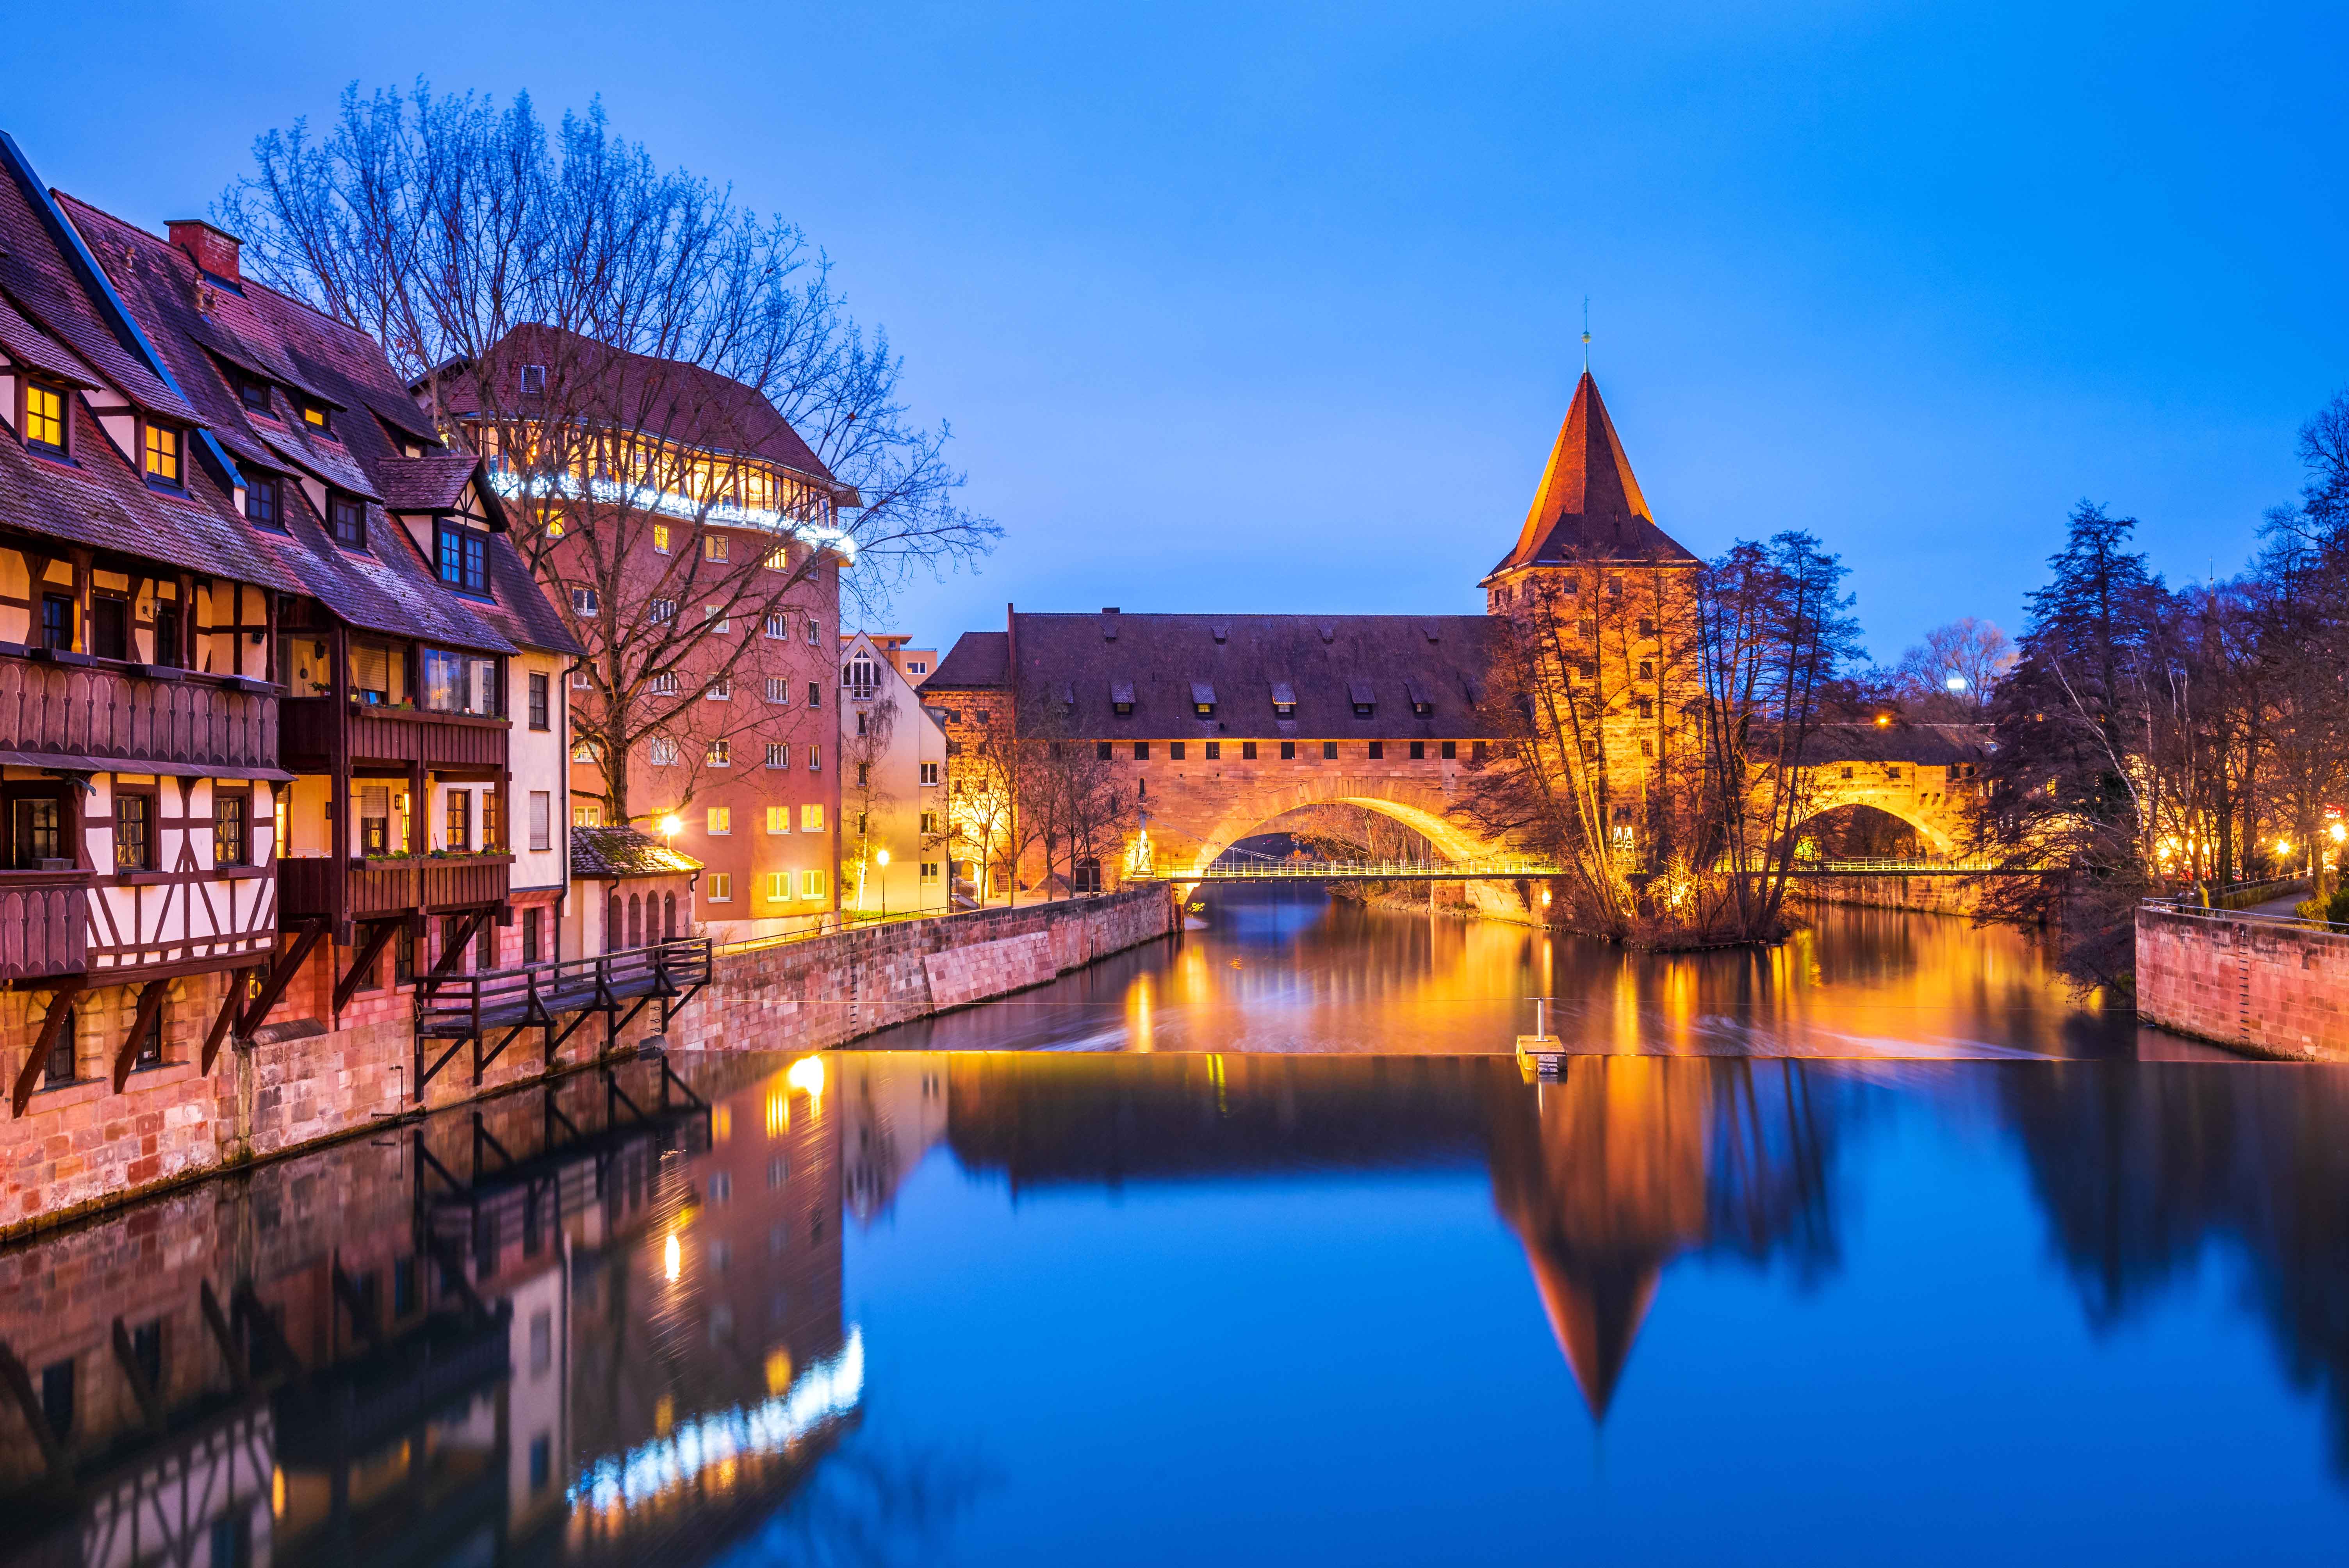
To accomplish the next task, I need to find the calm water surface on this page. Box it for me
[2,900,2339,1566]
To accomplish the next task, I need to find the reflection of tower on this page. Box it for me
[1487,1058,1711,1418]
[840,1052,951,1225]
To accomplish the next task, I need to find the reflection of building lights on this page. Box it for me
[569,1329,866,1515]
[765,1347,794,1394]
[273,1467,285,1518]
[655,1395,675,1438]
[788,1055,825,1099]
[766,1092,789,1136]
[712,1105,731,1142]
[664,1233,681,1283]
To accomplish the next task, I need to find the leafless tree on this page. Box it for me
[221,84,997,824]
[1889,617,2017,719]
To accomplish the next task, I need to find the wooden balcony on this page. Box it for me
[278,854,511,924]
[0,868,91,982]
[0,648,280,777]
[280,698,508,772]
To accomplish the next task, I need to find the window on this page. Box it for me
[41,1007,76,1088]
[919,761,939,784]
[572,738,598,763]
[1638,661,1654,679]
[708,806,731,834]
[138,422,182,487]
[1280,741,1296,760]
[808,744,822,772]
[805,618,820,645]
[1133,742,1149,761]
[649,672,678,696]
[528,672,549,730]
[519,363,546,396]
[649,522,672,555]
[649,599,676,623]
[649,737,678,766]
[446,789,471,852]
[1441,741,1457,760]
[1410,741,1426,760]
[1205,741,1221,760]
[302,403,329,431]
[571,587,599,616]
[807,682,822,709]
[1474,741,1489,763]
[215,793,248,866]
[767,805,791,833]
[1638,617,1657,637]
[1368,741,1384,760]
[801,869,827,900]
[706,605,730,634]
[765,871,789,901]
[573,803,601,827]
[245,474,279,527]
[765,614,789,640]
[708,872,733,901]
[1096,741,1112,760]
[1607,575,1624,599]
[921,861,940,880]
[114,792,153,870]
[1169,742,1185,761]
[436,524,488,594]
[766,545,790,572]
[1323,742,1337,759]
[704,533,730,562]
[708,738,731,766]
[24,382,66,451]
[920,810,939,833]
[1241,741,1257,760]
[89,597,128,661]
[765,743,789,769]
[330,494,366,549]
[802,804,823,832]
[1637,698,1654,719]
[529,791,552,852]
[707,677,731,700]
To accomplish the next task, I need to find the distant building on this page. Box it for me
[837,632,950,917]
[860,632,937,687]
[565,826,701,958]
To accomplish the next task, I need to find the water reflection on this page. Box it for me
[4,1051,2347,1564]
[881,892,2158,1058]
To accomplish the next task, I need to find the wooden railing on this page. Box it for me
[0,650,276,772]
[0,868,89,980]
[279,854,511,922]
[280,697,508,770]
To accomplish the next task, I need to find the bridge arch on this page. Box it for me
[1174,773,1509,877]
[1786,790,1957,856]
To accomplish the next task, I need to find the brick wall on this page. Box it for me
[2136,902,2349,1061]
[2,887,1173,1238]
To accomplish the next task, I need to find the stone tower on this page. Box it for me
[1482,372,1703,862]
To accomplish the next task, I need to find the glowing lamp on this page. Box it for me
[660,814,683,838]
[1944,675,1967,692]
[2331,823,2346,844]
[875,849,890,866]
[1874,714,1892,727]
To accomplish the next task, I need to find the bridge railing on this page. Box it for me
[1142,855,1563,882]
[2142,896,2349,935]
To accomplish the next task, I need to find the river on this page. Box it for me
[2,897,2338,1567]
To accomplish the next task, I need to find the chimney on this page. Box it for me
[166,219,241,285]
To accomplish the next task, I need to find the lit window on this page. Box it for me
[801,804,823,832]
[652,523,672,554]
[766,871,789,900]
[766,805,791,833]
[572,739,599,763]
[765,742,789,769]
[302,403,330,431]
[707,738,731,766]
[708,806,731,834]
[765,545,789,572]
[704,533,730,562]
[707,677,731,700]
[143,423,182,486]
[708,872,733,901]
[800,869,826,900]
[23,383,64,451]
[649,737,677,766]
[919,810,939,834]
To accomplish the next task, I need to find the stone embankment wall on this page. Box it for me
[1786,876,1983,917]
[2136,902,2349,1062]
[1,887,1174,1238]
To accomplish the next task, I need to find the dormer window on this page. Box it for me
[246,473,281,529]
[23,382,66,453]
[1271,681,1297,720]
[1110,680,1135,717]
[1191,681,1217,718]
[237,378,271,413]
[301,403,330,433]
[436,520,489,595]
[330,493,367,550]
[1349,680,1375,718]
[519,363,547,396]
[143,422,182,489]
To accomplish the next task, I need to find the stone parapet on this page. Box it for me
[2135,902,2349,1062]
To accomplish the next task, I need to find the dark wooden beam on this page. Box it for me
[239,919,326,1037]
[331,919,400,1016]
[110,979,168,1093]
[0,1340,71,1484]
[200,966,254,1075]
[330,1260,385,1352]
[11,979,86,1117]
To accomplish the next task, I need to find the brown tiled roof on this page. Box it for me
[1488,371,1698,578]
[927,630,1008,690]
[1790,722,1991,767]
[952,613,1508,738]
[377,454,484,514]
[570,825,703,880]
[55,192,578,658]
[428,323,844,496]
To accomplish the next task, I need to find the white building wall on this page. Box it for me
[838,635,949,918]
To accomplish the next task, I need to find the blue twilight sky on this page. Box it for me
[10,1,2347,661]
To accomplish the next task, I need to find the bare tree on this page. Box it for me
[221,84,997,825]
[1889,617,2017,720]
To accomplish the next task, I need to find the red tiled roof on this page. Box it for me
[1488,372,1697,578]
[570,826,702,880]
[55,191,578,658]
[376,454,486,514]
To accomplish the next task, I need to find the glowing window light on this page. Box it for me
[663,1233,681,1283]
[488,470,855,559]
[765,1092,789,1137]
[765,1347,794,1395]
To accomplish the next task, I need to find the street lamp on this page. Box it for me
[875,848,890,919]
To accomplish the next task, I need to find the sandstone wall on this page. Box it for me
[1786,875,1984,917]
[2136,902,2349,1062]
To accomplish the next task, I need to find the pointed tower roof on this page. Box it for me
[1487,371,1697,579]
[1521,1238,1665,1421]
